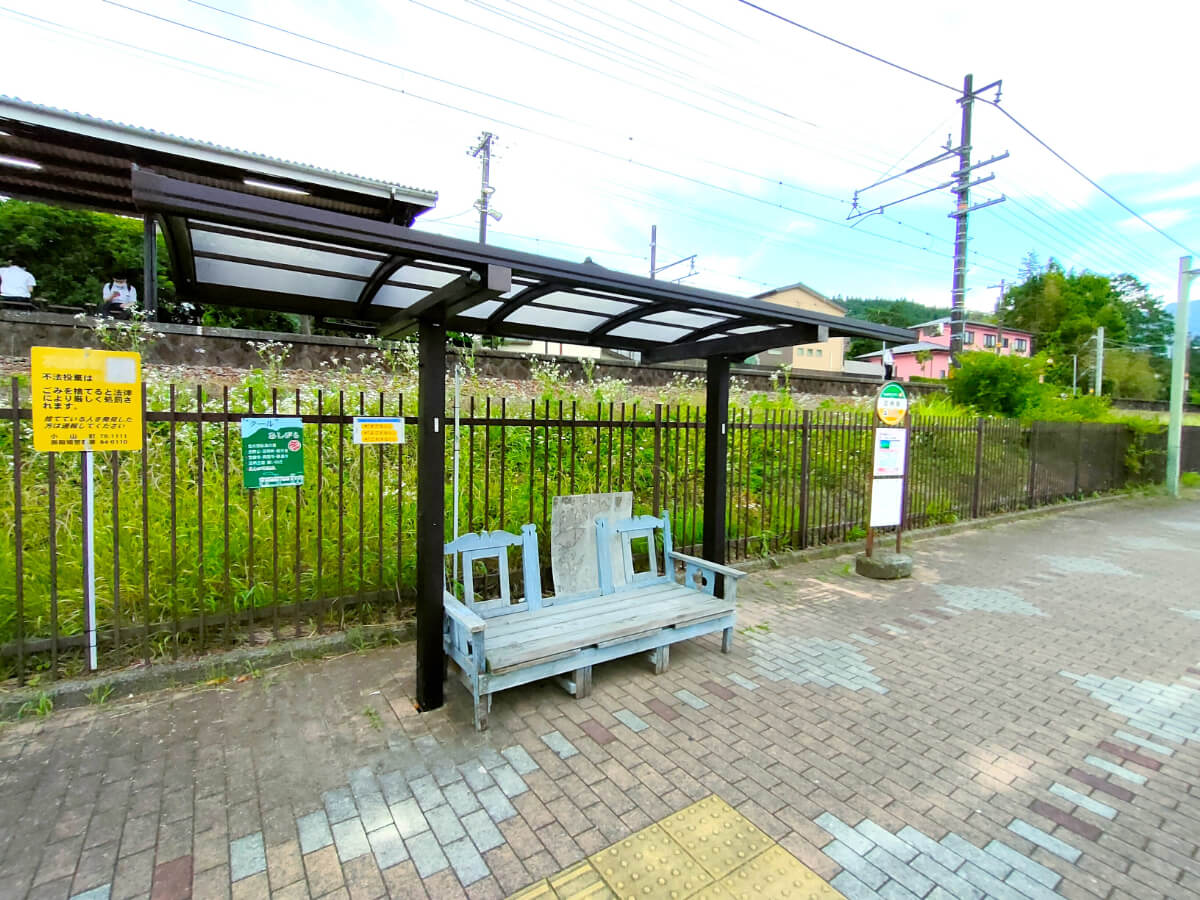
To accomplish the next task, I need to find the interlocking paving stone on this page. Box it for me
[355,790,395,834]
[1083,754,1147,784]
[367,824,408,870]
[895,827,965,874]
[1113,730,1174,756]
[815,814,874,857]
[658,795,772,879]
[1040,554,1134,575]
[1170,607,1200,620]
[865,846,934,896]
[409,775,447,812]
[746,636,887,693]
[982,841,1061,889]
[1048,782,1116,819]
[1007,818,1082,863]
[932,584,1046,617]
[389,798,428,839]
[501,745,539,776]
[1066,767,1135,802]
[699,679,734,700]
[612,709,649,732]
[443,781,482,818]
[459,761,495,792]
[909,853,984,900]
[71,886,112,900]
[461,809,505,854]
[724,673,760,691]
[938,834,1009,879]
[377,770,412,805]
[957,860,1027,900]
[444,836,490,887]
[822,841,886,890]
[331,818,371,863]
[323,787,358,824]
[854,819,917,862]
[673,689,709,710]
[590,824,713,897]
[405,831,449,878]
[491,763,529,798]
[878,622,908,634]
[425,805,467,845]
[229,831,267,881]
[1004,868,1063,900]
[847,632,878,646]
[1097,739,1162,770]
[579,719,616,744]
[1028,798,1102,842]
[476,786,518,824]
[539,732,579,760]
[830,870,874,900]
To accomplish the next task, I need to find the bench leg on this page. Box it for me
[651,645,670,675]
[473,689,490,732]
[721,626,734,654]
[574,666,593,700]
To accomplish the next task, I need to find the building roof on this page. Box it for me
[752,281,846,313]
[856,341,947,359]
[0,95,437,224]
[911,316,1033,335]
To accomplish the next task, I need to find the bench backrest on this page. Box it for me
[445,524,543,617]
[595,510,674,595]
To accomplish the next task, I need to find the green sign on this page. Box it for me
[241,417,304,489]
[875,381,909,426]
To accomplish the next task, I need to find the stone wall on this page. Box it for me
[0,309,945,397]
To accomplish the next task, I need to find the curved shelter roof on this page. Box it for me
[130,168,915,363]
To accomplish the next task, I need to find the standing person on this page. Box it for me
[0,258,36,302]
[101,275,137,318]
[882,345,895,381]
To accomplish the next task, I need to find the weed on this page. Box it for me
[18,692,53,718]
[1181,471,1200,489]
[363,707,383,730]
[86,684,114,706]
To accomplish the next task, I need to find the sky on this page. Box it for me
[2,0,1198,315]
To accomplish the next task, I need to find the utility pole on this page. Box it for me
[1093,326,1104,396]
[649,224,698,282]
[849,73,1005,370]
[987,280,1006,316]
[469,132,500,244]
[1168,255,1198,497]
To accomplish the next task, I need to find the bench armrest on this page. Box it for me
[667,551,747,581]
[444,591,486,633]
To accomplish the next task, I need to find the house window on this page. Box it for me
[816,348,822,356]
[984,334,997,348]
[1002,338,1010,349]
[939,370,946,378]
[964,331,975,345]
[1015,338,1027,352]
[806,348,813,356]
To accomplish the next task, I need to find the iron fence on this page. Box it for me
[0,377,1177,683]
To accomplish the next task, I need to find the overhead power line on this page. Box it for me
[982,100,1197,256]
[731,0,959,93]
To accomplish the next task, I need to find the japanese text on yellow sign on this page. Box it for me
[352,417,405,445]
[31,347,142,452]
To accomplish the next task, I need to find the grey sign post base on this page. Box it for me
[855,550,912,580]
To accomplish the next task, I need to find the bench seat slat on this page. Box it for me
[484,583,689,642]
[485,589,732,671]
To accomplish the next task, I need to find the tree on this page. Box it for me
[840,297,951,359]
[1102,349,1161,400]
[947,351,1045,416]
[914,348,933,377]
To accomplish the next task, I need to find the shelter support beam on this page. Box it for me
[143,215,158,318]
[380,265,511,340]
[702,356,730,598]
[415,311,446,711]
[642,324,821,365]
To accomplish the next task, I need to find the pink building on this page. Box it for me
[857,317,1034,381]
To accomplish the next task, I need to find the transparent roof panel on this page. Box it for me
[459,299,503,319]
[534,291,637,317]
[196,258,362,302]
[607,320,692,343]
[642,309,728,330]
[372,283,436,309]
[191,226,379,278]
[390,264,467,290]
[506,304,608,332]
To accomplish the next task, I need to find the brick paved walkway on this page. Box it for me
[2,495,1199,899]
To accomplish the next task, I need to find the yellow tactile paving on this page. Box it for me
[549,860,619,899]
[589,823,714,898]
[505,794,843,900]
[658,795,774,879]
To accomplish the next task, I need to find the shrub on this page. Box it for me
[947,352,1045,417]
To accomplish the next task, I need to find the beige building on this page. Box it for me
[751,282,847,372]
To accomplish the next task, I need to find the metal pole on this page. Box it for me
[82,449,98,670]
[650,225,657,279]
[479,138,491,244]
[415,312,446,711]
[452,363,461,584]
[142,215,158,320]
[1094,326,1104,396]
[949,74,974,369]
[1168,255,1195,497]
[1072,355,1077,397]
[702,356,730,597]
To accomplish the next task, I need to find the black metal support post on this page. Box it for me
[142,214,158,319]
[702,356,730,597]
[415,311,446,711]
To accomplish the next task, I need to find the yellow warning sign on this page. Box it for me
[352,416,405,445]
[31,346,142,452]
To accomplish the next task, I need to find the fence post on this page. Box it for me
[798,409,811,549]
[1073,422,1084,496]
[1026,422,1038,507]
[10,378,25,685]
[970,417,985,519]
[652,403,662,514]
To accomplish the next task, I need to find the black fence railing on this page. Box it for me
[0,378,1182,684]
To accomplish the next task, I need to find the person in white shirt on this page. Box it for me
[0,259,36,300]
[102,275,137,318]
[882,345,895,381]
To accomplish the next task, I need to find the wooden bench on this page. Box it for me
[443,510,746,730]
